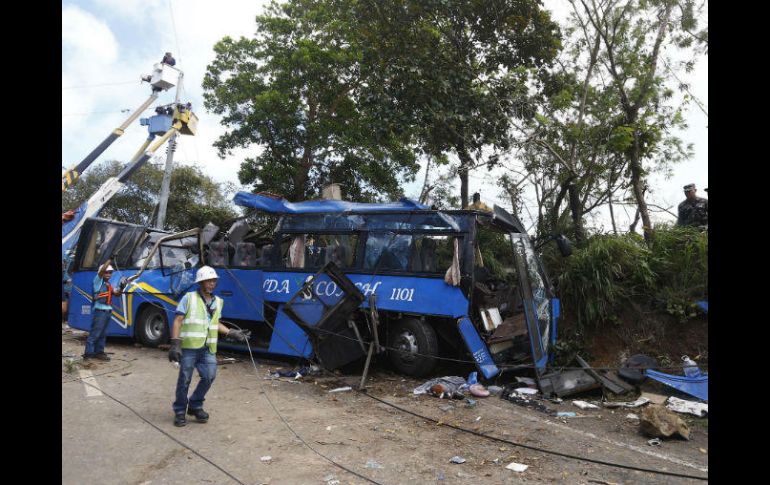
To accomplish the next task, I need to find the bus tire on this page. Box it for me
[136,305,169,347]
[387,318,438,377]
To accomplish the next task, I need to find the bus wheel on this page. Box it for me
[387,318,438,377]
[136,306,169,347]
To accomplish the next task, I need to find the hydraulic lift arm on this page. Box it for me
[61,93,158,192]
[62,107,198,254]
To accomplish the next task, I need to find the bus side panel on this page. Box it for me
[260,272,469,318]
[267,304,314,357]
[215,269,265,321]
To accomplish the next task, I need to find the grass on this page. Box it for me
[555,225,708,329]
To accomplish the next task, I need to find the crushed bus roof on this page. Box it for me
[233,192,429,214]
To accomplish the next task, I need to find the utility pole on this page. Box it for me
[155,71,183,230]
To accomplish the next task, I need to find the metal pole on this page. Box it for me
[155,71,183,229]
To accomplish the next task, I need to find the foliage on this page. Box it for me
[353,0,562,207]
[556,225,707,328]
[202,0,420,202]
[62,160,238,232]
[558,233,655,327]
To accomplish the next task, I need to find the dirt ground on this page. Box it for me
[62,325,708,485]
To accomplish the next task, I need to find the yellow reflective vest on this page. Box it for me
[180,292,222,353]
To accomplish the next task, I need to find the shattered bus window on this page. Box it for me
[284,234,358,269]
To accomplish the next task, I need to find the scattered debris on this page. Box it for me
[328,386,352,393]
[538,368,601,397]
[699,448,707,454]
[647,438,662,446]
[640,391,668,405]
[365,459,384,469]
[502,392,555,415]
[640,405,690,440]
[414,376,467,399]
[505,462,528,472]
[576,354,635,394]
[515,376,537,387]
[487,385,504,396]
[625,413,640,423]
[158,344,171,350]
[469,383,490,397]
[465,398,477,408]
[619,354,659,384]
[217,357,239,365]
[513,387,539,396]
[572,401,599,410]
[602,397,650,408]
[437,470,445,480]
[557,412,577,418]
[449,456,466,464]
[260,456,272,462]
[665,396,708,417]
[587,479,619,485]
[440,405,454,412]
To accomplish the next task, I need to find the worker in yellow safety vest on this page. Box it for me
[168,266,247,427]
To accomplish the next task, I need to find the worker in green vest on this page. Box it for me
[168,266,247,427]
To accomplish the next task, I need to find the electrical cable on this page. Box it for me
[62,81,137,90]
[70,376,247,485]
[357,390,709,481]
[222,321,387,485]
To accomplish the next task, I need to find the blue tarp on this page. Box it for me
[645,369,708,402]
[233,192,429,214]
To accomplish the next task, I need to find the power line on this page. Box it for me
[62,81,138,90]
[62,109,131,117]
[168,0,183,63]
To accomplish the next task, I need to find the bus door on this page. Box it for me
[510,234,554,375]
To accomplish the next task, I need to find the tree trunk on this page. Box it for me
[629,132,652,242]
[567,181,586,244]
[457,147,472,209]
[608,191,618,235]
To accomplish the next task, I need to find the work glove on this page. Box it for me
[118,277,128,291]
[226,329,248,342]
[168,338,182,362]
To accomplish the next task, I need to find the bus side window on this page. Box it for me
[233,242,257,267]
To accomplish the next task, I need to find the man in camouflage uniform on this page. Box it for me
[677,183,708,228]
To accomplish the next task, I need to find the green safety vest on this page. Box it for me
[180,292,222,353]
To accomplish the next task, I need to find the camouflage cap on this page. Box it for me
[683,183,696,191]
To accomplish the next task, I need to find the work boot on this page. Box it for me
[174,413,186,427]
[187,407,209,423]
[82,353,96,361]
[95,353,111,361]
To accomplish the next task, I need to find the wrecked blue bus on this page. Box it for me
[67,193,567,380]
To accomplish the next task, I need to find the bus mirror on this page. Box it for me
[556,235,572,257]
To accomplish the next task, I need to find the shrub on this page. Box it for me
[555,225,708,328]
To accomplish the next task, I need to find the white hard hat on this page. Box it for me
[104,265,114,272]
[195,265,218,283]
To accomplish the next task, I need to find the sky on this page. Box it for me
[62,0,707,232]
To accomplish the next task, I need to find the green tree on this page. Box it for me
[352,0,562,208]
[578,0,695,241]
[202,0,420,202]
[62,160,238,231]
